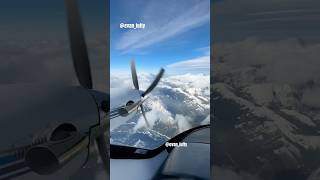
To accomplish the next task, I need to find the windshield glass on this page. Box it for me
[110,0,210,149]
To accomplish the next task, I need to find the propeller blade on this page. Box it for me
[131,60,139,90]
[140,105,150,127]
[142,68,165,97]
[65,0,93,89]
[96,134,109,174]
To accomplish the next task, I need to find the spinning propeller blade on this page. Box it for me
[131,60,140,90]
[65,0,93,89]
[142,68,165,97]
[140,105,150,127]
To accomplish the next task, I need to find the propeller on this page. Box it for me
[142,68,165,97]
[64,0,108,174]
[140,105,150,127]
[65,0,93,89]
[131,60,139,90]
[130,60,165,128]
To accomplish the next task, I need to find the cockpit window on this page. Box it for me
[110,0,210,149]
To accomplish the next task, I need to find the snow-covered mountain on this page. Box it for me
[110,73,210,149]
[213,40,320,180]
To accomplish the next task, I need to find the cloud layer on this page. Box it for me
[166,55,210,74]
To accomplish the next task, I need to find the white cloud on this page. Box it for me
[166,55,210,73]
[195,46,210,55]
[163,73,210,91]
[116,0,209,52]
[201,115,210,125]
[175,114,192,133]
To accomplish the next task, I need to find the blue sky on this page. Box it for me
[110,0,210,74]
